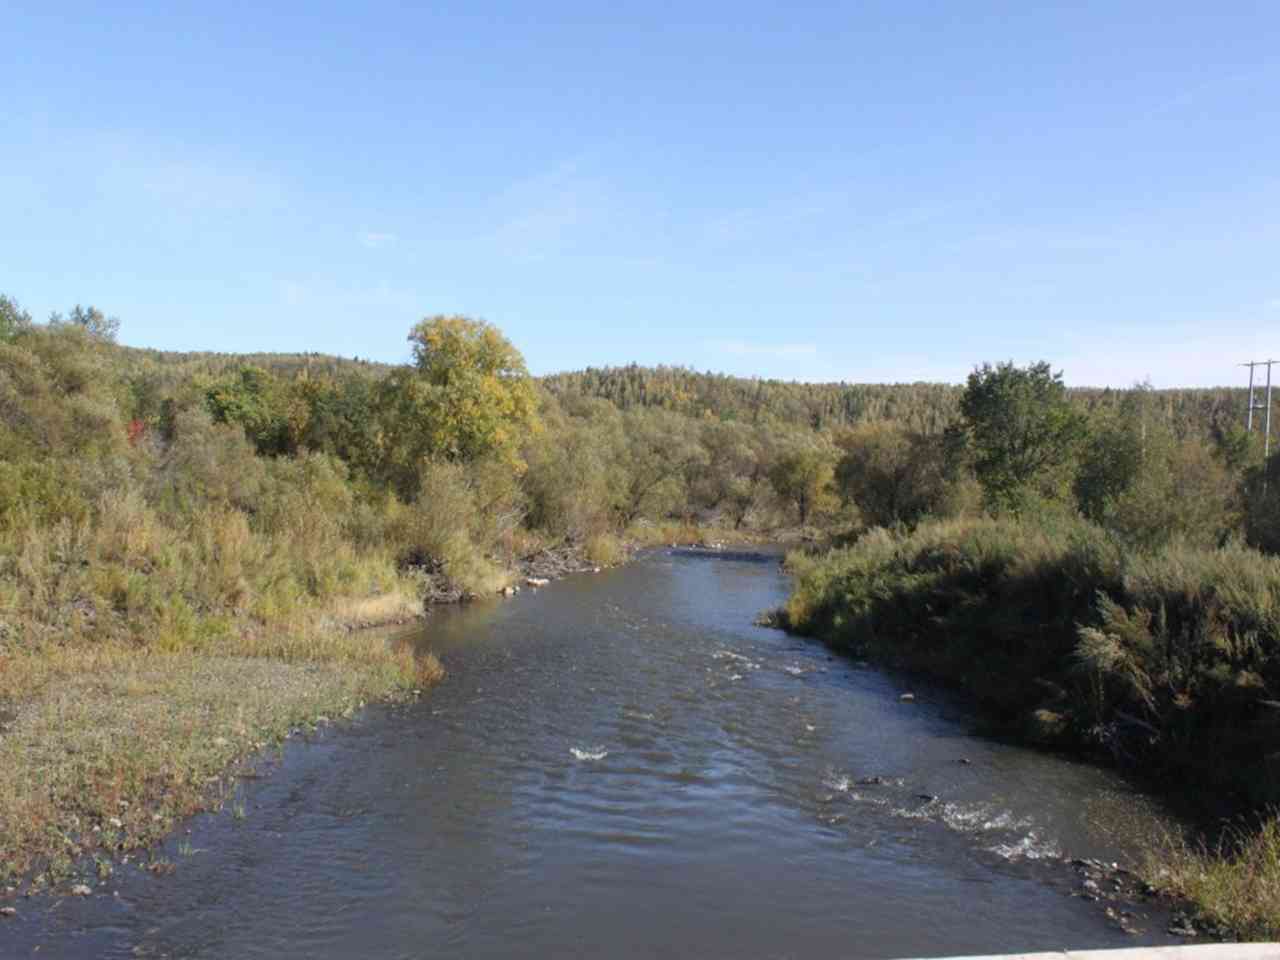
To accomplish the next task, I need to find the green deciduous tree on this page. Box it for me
[1075,390,1238,550]
[690,420,770,528]
[768,439,837,526]
[833,422,967,529]
[611,408,706,526]
[0,295,32,343]
[1074,412,1146,525]
[50,304,120,342]
[959,361,1087,512]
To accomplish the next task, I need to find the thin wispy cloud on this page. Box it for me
[488,159,612,261]
[85,135,287,212]
[1147,63,1277,121]
[358,230,397,249]
[279,276,424,316]
[140,162,283,210]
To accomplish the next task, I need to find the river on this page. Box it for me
[11,548,1185,958]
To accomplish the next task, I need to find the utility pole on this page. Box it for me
[1243,359,1277,494]
[1245,361,1258,431]
[1266,361,1274,489]
[1243,361,1272,432]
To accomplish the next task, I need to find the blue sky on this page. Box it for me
[3,2,1278,386]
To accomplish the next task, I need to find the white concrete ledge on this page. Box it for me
[904,946,1280,960]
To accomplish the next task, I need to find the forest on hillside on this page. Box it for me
[544,363,1254,441]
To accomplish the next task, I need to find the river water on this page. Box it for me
[12,549,1184,959]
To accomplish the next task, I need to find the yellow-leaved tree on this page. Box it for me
[375,315,541,498]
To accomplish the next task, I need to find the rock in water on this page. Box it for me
[899,693,915,702]
[70,884,92,897]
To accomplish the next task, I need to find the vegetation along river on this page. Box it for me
[13,549,1187,958]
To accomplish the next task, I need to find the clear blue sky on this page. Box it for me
[3,2,1277,386]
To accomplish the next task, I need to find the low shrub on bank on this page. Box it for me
[783,515,1280,937]
[783,516,1280,801]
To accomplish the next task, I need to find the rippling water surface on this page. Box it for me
[13,549,1183,958]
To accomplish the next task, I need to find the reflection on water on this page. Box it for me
[12,549,1182,959]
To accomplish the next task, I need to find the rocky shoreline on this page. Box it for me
[1066,856,1227,941]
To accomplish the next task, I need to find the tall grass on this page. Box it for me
[1147,816,1280,939]
[784,516,1280,793]
[783,515,1280,936]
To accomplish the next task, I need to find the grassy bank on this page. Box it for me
[0,323,455,890]
[0,623,441,890]
[779,515,1280,936]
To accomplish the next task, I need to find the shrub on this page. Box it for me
[585,532,623,567]
[783,516,1280,802]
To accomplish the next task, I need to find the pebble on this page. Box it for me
[1168,915,1198,937]
[108,817,123,828]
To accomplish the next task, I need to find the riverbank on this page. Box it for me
[0,595,442,897]
[774,514,1280,939]
[0,520,771,900]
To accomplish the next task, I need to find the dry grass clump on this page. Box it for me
[585,532,623,567]
[325,587,423,629]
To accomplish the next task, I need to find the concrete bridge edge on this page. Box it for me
[904,946,1280,960]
